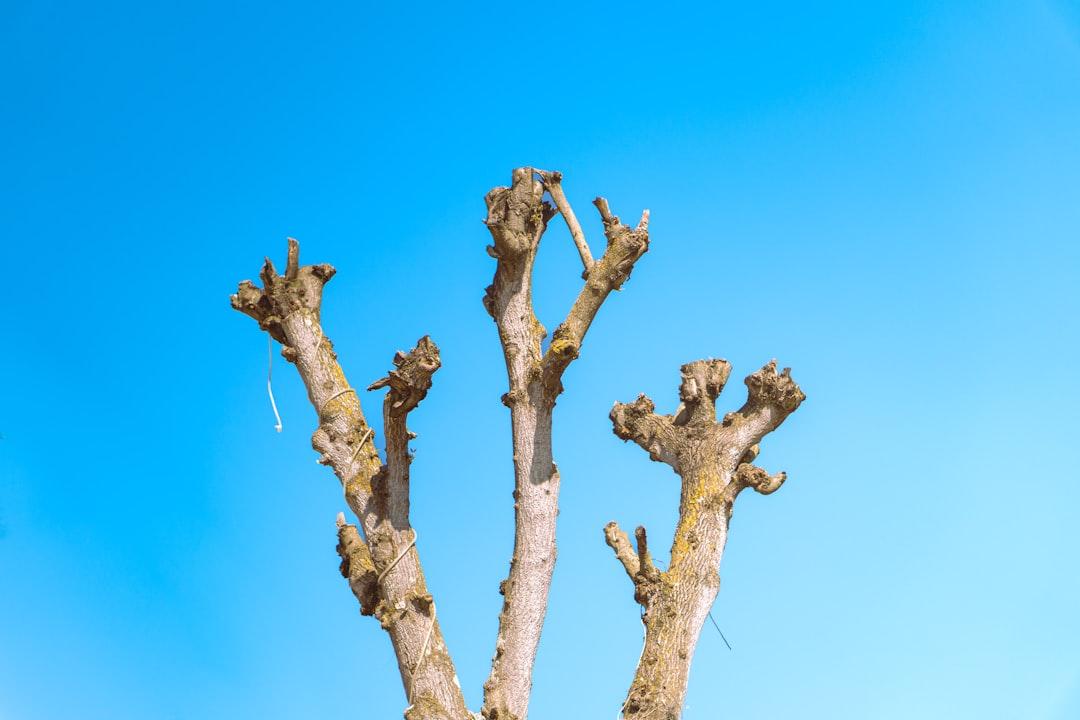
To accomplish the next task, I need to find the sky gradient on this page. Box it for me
[3,2,1079,718]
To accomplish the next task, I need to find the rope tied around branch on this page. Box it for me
[318,387,358,418]
[377,530,418,584]
[409,601,438,705]
[375,528,436,706]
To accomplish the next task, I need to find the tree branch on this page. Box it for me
[536,169,593,274]
[609,358,804,719]
[368,336,441,528]
[540,198,649,399]
[605,521,663,615]
[231,240,470,720]
[733,463,787,495]
[634,526,658,582]
[610,395,682,470]
[673,359,732,426]
[481,168,649,720]
[724,360,806,455]
[336,512,379,616]
[604,521,640,580]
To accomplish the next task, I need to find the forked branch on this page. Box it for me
[540,195,649,399]
[608,359,804,719]
[232,169,657,720]
[481,168,649,720]
[231,240,470,720]
[604,522,662,610]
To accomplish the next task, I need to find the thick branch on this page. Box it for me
[609,358,804,720]
[337,512,379,616]
[484,167,554,269]
[482,169,649,720]
[540,199,649,399]
[610,395,683,469]
[231,240,469,720]
[723,360,806,459]
[232,238,334,346]
[368,336,441,527]
[672,359,732,426]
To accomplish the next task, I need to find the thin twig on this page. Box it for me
[537,169,594,273]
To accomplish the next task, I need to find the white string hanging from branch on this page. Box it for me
[267,335,283,433]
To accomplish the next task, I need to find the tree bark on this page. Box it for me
[227,172,802,720]
[608,359,804,719]
[231,240,471,720]
[481,168,649,720]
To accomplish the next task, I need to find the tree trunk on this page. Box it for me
[609,360,804,719]
[228,171,803,720]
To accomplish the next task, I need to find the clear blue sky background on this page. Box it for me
[2,2,1079,718]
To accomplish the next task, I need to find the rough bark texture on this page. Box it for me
[481,168,649,720]
[231,240,470,720]
[228,170,802,720]
[609,359,804,720]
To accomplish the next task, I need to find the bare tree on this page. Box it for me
[608,359,803,719]
[230,167,804,720]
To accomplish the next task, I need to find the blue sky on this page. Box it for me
[2,1,1079,718]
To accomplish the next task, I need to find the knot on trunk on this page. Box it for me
[674,359,732,426]
[230,237,335,343]
[336,514,379,616]
[734,463,787,495]
[742,360,805,415]
[592,197,650,292]
[484,167,555,261]
[611,394,658,441]
[368,336,442,417]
